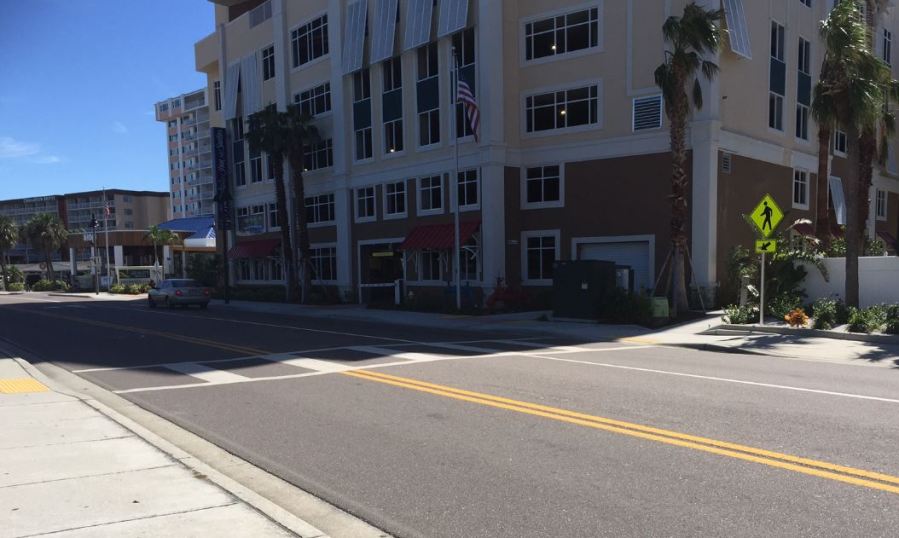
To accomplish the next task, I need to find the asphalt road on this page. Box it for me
[2,293,899,537]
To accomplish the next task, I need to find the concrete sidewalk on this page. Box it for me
[0,357,318,538]
[209,299,899,365]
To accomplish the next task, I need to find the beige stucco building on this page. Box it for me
[194,0,899,305]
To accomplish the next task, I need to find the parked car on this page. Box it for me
[148,279,211,309]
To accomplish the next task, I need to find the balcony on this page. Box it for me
[195,32,219,73]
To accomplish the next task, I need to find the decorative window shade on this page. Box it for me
[223,62,241,121]
[240,53,262,115]
[437,0,469,37]
[723,0,751,59]
[342,0,369,74]
[633,95,662,131]
[403,0,434,51]
[829,176,847,225]
[371,0,398,63]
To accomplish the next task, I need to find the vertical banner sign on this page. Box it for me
[212,127,233,231]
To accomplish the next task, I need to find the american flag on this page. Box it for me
[104,203,110,218]
[457,77,480,143]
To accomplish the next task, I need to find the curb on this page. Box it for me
[11,355,389,538]
[47,292,97,298]
[712,324,899,345]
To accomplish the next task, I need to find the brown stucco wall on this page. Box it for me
[716,152,816,286]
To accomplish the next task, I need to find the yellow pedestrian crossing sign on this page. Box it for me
[750,194,783,238]
[755,239,777,254]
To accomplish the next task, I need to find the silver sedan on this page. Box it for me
[148,279,212,309]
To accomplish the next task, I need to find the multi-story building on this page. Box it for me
[155,89,215,219]
[194,0,899,305]
[0,189,168,264]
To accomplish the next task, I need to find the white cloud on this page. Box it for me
[0,136,40,159]
[112,121,128,134]
[31,155,62,164]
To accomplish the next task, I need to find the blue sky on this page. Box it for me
[0,1,214,199]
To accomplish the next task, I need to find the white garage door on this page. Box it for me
[578,241,652,292]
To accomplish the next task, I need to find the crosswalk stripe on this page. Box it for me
[281,358,352,373]
[164,362,250,384]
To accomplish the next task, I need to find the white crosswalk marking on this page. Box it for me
[164,362,249,383]
[281,358,352,373]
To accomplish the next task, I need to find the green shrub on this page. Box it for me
[597,288,652,326]
[5,266,24,284]
[109,284,126,294]
[723,304,757,325]
[811,298,840,330]
[846,307,877,334]
[124,284,141,295]
[865,304,889,333]
[7,282,24,291]
[768,293,803,319]
[31,279,69,292]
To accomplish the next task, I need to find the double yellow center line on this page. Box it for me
[343,369,899,496]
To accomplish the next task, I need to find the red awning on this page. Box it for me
[228,238,280,259]
[793,222,815,236]
[400,221,480,250]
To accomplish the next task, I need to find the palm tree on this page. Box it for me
[812,60,836,243]
[23,213,68,281]
[814,0,894,307]
[282,103,320,304]
[0,216,18,289]
[654,2,722,316]
[246,106,298,302]
[144,225,182,272]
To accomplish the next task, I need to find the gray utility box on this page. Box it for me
[552,260,617,320]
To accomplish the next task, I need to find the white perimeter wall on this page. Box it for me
[798,257,899,308]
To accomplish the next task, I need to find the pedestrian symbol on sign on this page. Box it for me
[749,194,784,238]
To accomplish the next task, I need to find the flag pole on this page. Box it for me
[103,187,110,288]
[452,46,462,311]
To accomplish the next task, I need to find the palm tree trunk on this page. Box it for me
[1,253,7,290]
[272,154,299,303]
[669,89,690,317]
[845,124,862,308]
[46,251,55,282]
[288,155,312,304]
[857,129,876,241]
[815,126,832,244]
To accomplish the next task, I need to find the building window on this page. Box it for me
[417,42,440,147]
[291,15,329,68]
[268,201,279,229]
[885,29,893,65]
[353,69,373,160]
[230,118,246,187]
[525,165,562,206]
[237,204,265,234]
[304,193,335,224]
[457,168,479,208]
[385,119,403,153]
[769,22,786,131]
[453,28,476,138]
[294,82,331,117]
[303,139,333,171]
[310,246,336,282]
[525,7,600,61]
[383,57,403,153]
[526,84,599,133]
[384,181,407,216]
[834,130,848,155]
[796,37,811,141]
[419,250,442,281]
[418,175,443,213]
[525,234,557,282]
[262,45,275,80]
[793,170,809,209]
[800,0,811,7]
[250,147,263,183]
[876,189,887,220]
[356,186,376,220]
[796,104,809,140]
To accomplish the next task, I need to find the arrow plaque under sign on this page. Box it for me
[755,239,777,254]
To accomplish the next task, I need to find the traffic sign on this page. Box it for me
[755,239,777,254]
[750,194,783,238]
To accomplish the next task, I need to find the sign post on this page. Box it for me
[212,127,231,304]
[749,194,784,326]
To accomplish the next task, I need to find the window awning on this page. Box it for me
[370,0,398,63]
[829,176,847,225]
[228,238,280,259]
[403,0,434,51]
[400,221,480,250]
[240,52,262,116]
[342,0,368,74]
[792,222,815,236]
[437,0,469,38]
[223,62,241,121]
[723,0,752,59]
